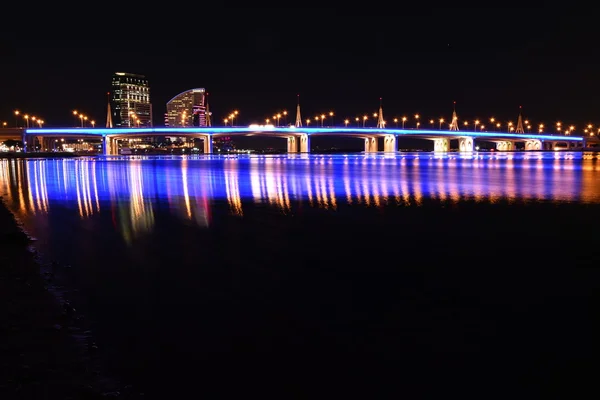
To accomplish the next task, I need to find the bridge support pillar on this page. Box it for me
[203,135,213,154]
[299,134,310,153]
[42,137,51,152]
[496,141,514,151]
[524,139,542,150]
[458,137,474,152]
[383,134,396,152]
[21,133,27,153]
[364,137,377,152]
[103,136,118,155]
[287,136,297,153]
[433,138,450,152]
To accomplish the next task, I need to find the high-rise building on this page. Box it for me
[110,72,152,127]
[166,88,208,127]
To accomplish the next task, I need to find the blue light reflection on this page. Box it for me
[1,152,599,246]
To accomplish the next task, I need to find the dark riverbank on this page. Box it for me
[0,198,139,399]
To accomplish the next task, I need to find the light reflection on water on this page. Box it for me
[2,151,600,396]
[1,152,600,247]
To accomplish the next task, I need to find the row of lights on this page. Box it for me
[223,110,239,126]
[72,110,95,128]
[9,110,45,128]
[264,110,290,127]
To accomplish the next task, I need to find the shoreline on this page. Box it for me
[0,197,139,398]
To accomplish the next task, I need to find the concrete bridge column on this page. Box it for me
[287,136,297,153]
[458,137,474,152]
[21,133,27,153]
[203,135,213,154]
[102,136,109,155]
[299,134,310,153]
[42,137,52,151]
[433,138,450,152]
[364,137,377,152]
[496,141,514,151]
[524,139,542,150]
[103,136,115,155]
[383,134,396,152]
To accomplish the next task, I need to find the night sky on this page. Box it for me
[1,5,597,130]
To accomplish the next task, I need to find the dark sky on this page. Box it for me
[1,5,598,130]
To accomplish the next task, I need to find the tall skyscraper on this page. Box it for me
[110,72,152,127]
[166,88,208,127]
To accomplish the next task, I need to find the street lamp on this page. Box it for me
[393,118,398,128]
[414,114,420,128]
[402,116,407,129]
[320,114,325,127]
[329,111,334,126]
[344,119,349,127]
[439,118,444,129]
[474,120,479,131]
[306,119,311,126]
[429,119,434,129]
[14,110,20,127]
[355,117,359,127]
[363,115,368,128]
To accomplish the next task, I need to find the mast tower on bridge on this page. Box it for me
[295,94,302,127]
[106,92,113,128]
[515,106,525,133]
[449,101,459,131]
[377,97,385,128]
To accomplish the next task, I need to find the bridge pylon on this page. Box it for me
[515,106,525,134]
[449,101,459,131]
[377,97,385,128]
[206,101,212,127]
[295,94,302,127]
[106,92,113,128]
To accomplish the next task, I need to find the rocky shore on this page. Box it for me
[0,198,139,399]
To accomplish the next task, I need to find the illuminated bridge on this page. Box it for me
[2,126,587,154]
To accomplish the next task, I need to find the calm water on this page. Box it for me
[1,152,599,397]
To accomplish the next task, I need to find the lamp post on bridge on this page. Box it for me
[439,118,444,129]
[402,116,406,129]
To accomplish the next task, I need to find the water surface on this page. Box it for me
[1,152,598,397]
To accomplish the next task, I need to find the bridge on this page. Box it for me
[0,126,587,155]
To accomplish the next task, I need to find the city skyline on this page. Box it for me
[1,6,597,129]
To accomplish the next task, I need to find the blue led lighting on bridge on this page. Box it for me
[25,127,584,141]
